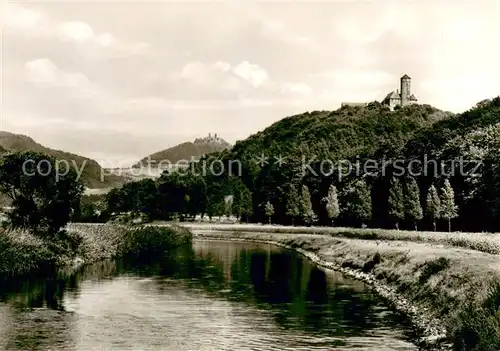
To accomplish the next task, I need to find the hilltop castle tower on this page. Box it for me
[400,74,411,106]
[341,73,418,110]
[382,74,418,110]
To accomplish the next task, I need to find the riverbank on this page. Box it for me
[179,223,500,254]
[189,227,500,351]
[0,224,192,277]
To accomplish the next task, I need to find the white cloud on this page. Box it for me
[24,58,90,87]
[232,61,269,88]
[57,21,95,42]
[214,61,231,72]
[56,21,117,48]
[5,4,144,54]
[96,33,115,47]
[3,4,45,30]
[280,82,312,95]
[4,2,500,165]
[180,61,240,91]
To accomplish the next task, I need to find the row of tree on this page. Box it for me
[261,178,458,231]
[388,178,457,232]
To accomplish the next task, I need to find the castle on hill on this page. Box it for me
[194,133,223,144]
[341,74,418,111]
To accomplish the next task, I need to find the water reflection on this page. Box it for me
[0,240,417,350]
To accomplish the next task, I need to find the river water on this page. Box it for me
[0,240,418,350]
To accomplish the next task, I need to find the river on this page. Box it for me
[0,240,418,350]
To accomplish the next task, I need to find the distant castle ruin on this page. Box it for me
[194,133,223,144]
[341,74,418,111]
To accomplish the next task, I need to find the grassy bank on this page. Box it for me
[0,224,192,277]
[182,223,500,255]
[192,229,500,351]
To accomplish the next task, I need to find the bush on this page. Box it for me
[452,283,500,350]
[116,225,192,259]
[0,228,53,276]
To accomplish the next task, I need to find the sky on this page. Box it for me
[1,1,500,167]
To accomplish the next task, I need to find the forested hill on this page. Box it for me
[94,97,500,233]
[207,99,500,232]
[229,102,452,169]
[135,136,231,167]
[0,131,125,189]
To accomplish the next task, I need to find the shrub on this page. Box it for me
[452,283,500,350]
[116,225,192,259]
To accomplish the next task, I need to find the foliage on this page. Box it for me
[440,179,458,232]
[300,185,317,225]
[116,225,192,259]
[388,177,405,229]
[452,283,500,351]
[343,180,372,227]
[224,195,233,218]
[0,228,53,276]
[232,181,253,222]
[322,184,340,225]
[286,184,301,223]
[404,176,423,230]
[0,151,84,236]
[426,184,441,231]
[264,201,274,224]
[68,96,500,232]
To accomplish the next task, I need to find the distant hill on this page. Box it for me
[0,131,126,188]
[135,134,231,168]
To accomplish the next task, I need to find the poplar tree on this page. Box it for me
[264,201,274,225]
[426,184,441,231]
[440,179,458,232]
[301,185,317,225]
[344,180,372,227]
[224,195,233,219]
[322,184,340,226]
[286,184,300,226]
[388,177,405,230]
[405,176,423,231]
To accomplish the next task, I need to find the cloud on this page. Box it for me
[5,3,146,55]
[280,82,312,95]
[3,2,500,165]
[25,58,90,87]
[2,4,45,30]
[232,61,269,88]
[57,21,95,42]
[56,21,118,49]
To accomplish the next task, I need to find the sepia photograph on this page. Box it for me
[1,1,500,350]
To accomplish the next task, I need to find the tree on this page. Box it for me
[404,176,423,231]
[264,201,274,224]
[388,177,404,230]
[233,183,253,222]
[301,185,317,226]
[0,151,84,236]
[285,184,300,226]
[74,195,105,223]
[224,195,233,219]
[344,180,372,227]
[440,179,458,232]
[156,171,206,220]
[322,184,340,226]
[426,184,441,231]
